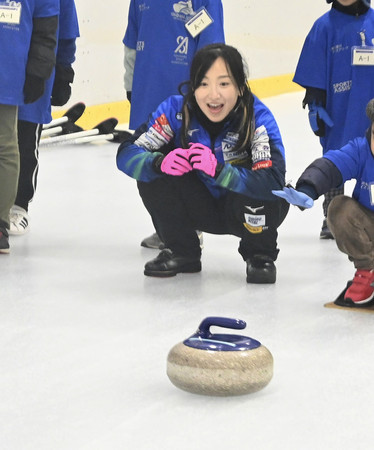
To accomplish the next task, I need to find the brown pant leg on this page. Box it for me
[327,195,374,269]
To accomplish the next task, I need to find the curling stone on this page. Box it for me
[167,317,273,396]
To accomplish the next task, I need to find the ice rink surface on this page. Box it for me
[1,92,373,450]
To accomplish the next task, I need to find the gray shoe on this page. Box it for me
[140,231,204,250]
[140,232,165,249]
[320,219,334,240]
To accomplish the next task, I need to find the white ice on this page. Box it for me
[1,92,373,450]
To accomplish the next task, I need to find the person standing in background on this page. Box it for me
[123,0,225,249]
[0,0,59,253]
[293,0,374,239]
[8,0,79,235]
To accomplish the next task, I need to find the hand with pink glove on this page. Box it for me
[154,148,192,176]
[188,143,218,177]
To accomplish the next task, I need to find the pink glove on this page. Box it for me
[189,143,217,177]
[160,148,192,176]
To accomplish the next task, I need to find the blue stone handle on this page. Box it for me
[198,317,246,338]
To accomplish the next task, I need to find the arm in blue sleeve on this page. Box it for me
[213,142,286,200]
[57,38,76,65]
[116,120,169,182]
[116,143,163,182]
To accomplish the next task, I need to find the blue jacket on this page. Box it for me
[18,0,79,124]
[117,95,286,200]
[293,7,374,152]
[0,0,59,106]
[297,131,374,212]
[123,0,225,130]
[324,136,374,211]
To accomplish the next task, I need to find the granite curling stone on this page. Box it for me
[167,317,273,396]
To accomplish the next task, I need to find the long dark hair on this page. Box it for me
[179,43,255,150]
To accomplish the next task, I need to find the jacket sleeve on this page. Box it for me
[296,157,343,197]
[123,0,138,49]
[293,17,328,91]
[212,100,287,200]
[124,46,136,91]
[26,15,58,80]
[213,136,286,200]
[116,97,180,181]
[56,0,79,64]
[116,125,164,183]
[56,38,76,65]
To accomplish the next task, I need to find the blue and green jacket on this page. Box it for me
[117,94,286,200]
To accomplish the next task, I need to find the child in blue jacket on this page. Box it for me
[293,0,374,239]
[273,98,374,306]
[0,0,59,253]
[8,0,79,235]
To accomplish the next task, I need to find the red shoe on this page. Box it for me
[344,269,374,304]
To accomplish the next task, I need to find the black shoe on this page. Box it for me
[246,255,276,284]
[320,219,334,240]
[144,248,201,277]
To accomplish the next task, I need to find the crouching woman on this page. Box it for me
[117,43,289,283]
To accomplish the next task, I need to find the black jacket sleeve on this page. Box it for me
[26,15,58,80]
[296,157,343,198]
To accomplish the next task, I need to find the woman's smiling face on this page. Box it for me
[194,57,240,122]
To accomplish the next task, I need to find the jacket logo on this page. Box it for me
[175,36,188,55]
[136,41,145,51]
[173,1,194,15]
[245,205,264,213]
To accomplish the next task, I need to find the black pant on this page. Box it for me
[138,173,289,261]
[15,120,42,211]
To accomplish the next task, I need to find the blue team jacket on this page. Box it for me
[117,95,286,201]
[18,0,80,124]
[123,0,225,130]
[0,0,60,106]
[324,136,374,211]
[293,8,374,152]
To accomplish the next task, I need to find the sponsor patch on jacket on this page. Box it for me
[222,132,248,163]
[171,1,195,21]
[251,125,272,170]
[155,114,173,139]
[135,114,174,150]
[253,160,272,170]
